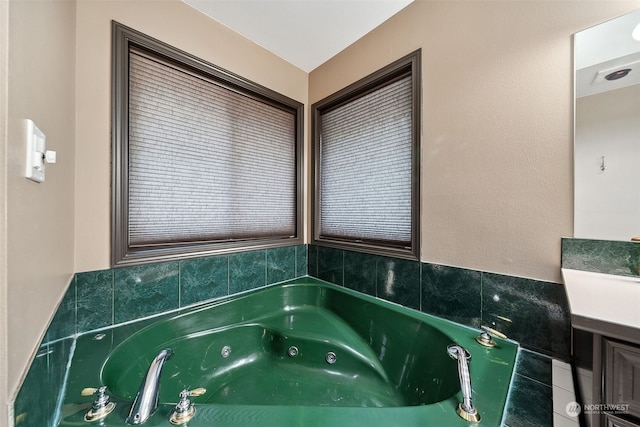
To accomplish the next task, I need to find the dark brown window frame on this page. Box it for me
[112,21,304,266]
[311,50,421,260]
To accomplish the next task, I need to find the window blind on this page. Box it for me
[318,75,413,245]
[127,49,296,246]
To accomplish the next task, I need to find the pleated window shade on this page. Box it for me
[127,49,297,246]
[318,75,413,246]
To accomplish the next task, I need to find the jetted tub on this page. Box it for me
[59,277,518,427]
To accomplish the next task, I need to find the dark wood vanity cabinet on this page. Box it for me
[572,318,640,427]
[606,413,640,427]
[604,339,640,423]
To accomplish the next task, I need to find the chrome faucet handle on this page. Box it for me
[476,325,507,348]
[183,387,207,397]
[81,386,117,422]
[481,325,506,339]
[169,387,207,425]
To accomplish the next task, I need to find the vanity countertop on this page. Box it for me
[561,268,640,334]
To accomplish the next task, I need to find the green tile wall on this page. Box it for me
[14,339,73,427]
[561,237,640,276]
[422,263,482,327]
[501,348,557,427]
[113,261,180,324]
[180,255,229,305]
[44,245,308,341]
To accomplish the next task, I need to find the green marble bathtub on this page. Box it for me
[58,277,517,426]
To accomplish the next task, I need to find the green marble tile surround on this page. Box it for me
[47,245,308,339]
[503,348,554,427]
[13,339,72,427]
[561,237,640,276]
[16,243,567,426]
[503,349,554,427]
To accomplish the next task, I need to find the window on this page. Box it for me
[112,22,303,266]
[311,50,421,259]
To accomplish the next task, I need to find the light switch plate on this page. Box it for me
[25,119,46,183]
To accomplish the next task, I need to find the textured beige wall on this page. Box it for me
[310,0,640,283]
[6,0,76,399]
[1,0,8,422]
[74,0,309,273]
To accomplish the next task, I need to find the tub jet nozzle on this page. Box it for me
[288,346,299,358]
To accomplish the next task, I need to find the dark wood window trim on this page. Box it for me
[111,21,304,266]
[311,50,421,260]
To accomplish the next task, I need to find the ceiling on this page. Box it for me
[575,9,640,98]
[181,0,414,72]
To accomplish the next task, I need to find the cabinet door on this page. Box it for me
[605,339,640,420]
[605,413,639,427]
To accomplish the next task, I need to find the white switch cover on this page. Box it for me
[25,119,46,183]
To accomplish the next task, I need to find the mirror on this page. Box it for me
[574,9,640,241]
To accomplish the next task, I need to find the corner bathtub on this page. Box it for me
[59,277,518,427]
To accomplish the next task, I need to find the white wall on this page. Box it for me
[575,84,640,240]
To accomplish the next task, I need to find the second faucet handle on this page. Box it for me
[476,325,507,348]
[169,387,207,425]
[81,386,116,422]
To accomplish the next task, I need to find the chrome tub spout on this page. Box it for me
[126,348,174,425]
[447,344,480,422]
